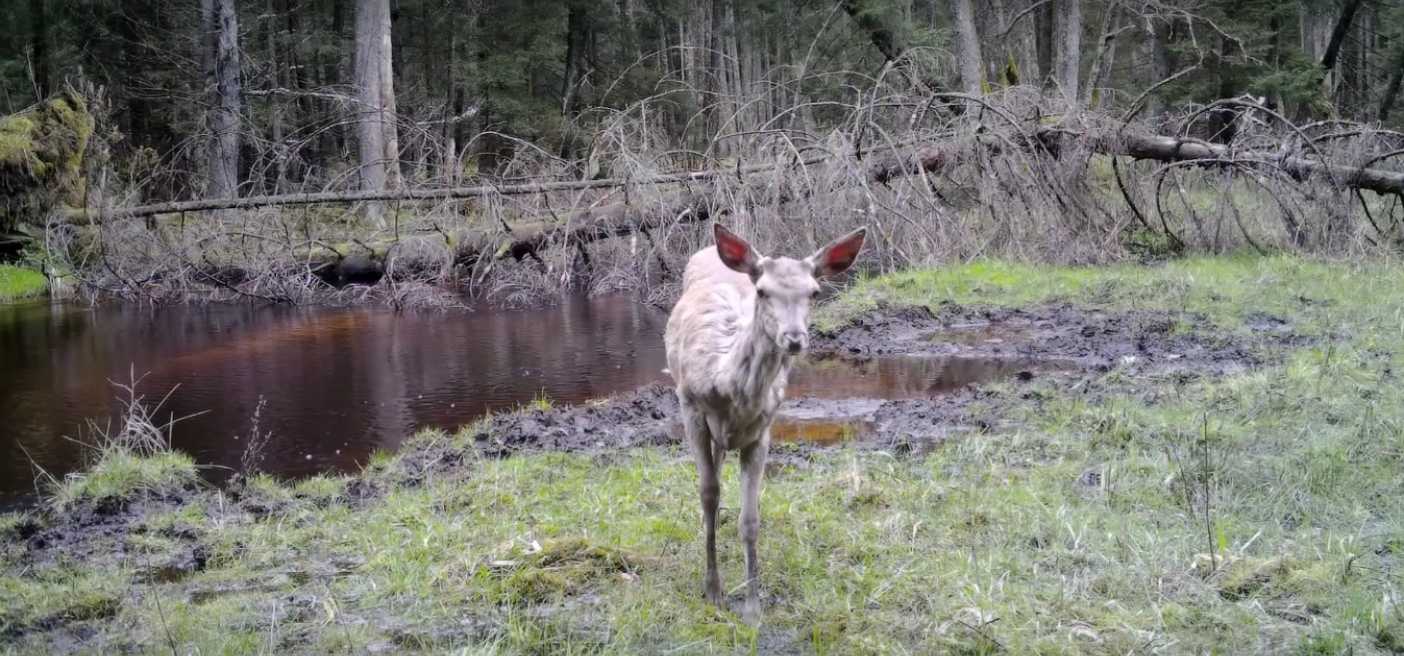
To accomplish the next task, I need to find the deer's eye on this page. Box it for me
[756,289,768,299]
[811,290,821,299]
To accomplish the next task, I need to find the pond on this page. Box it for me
[0,297,1031,509]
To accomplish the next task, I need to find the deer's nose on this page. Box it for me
[782,330,807,354]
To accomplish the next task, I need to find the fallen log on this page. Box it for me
[63,161,808,223]
[267,142,948,282]
[1108,132,1404,196]
[495,144,954,261]
[497,128,1404,262]
[67,124,1404,291]
[58,125,1404,228]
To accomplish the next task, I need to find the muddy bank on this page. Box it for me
[819,302,1296,373]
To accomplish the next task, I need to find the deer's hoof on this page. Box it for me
[703,582,724,607]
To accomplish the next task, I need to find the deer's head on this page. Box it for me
[713,223,867,355]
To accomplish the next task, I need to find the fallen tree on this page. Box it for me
[268,145,951,285]
[52,86,1404,304]
[68,165,777,223]
[1104,132,1404,196]
[493,127,1403,263]
[72,126,1401,226]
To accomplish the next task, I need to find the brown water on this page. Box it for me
[0,297,1028,508]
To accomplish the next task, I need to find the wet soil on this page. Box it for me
[821,302,1282,373]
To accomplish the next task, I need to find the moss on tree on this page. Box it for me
[0,90,94,232]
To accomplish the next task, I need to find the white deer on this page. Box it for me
[665,223,866,624]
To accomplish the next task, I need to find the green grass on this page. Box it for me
[49,449,198,511]
[0,264,46,302]
[0,566,127,637]
[6,255,1404,653]
[818,254,1385,333]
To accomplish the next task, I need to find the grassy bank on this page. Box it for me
[4,255,1404,654]
[0,265,45,303]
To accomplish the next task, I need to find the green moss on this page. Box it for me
[0,264,47,302]
[0,90,94,229]
[490,537,643,604]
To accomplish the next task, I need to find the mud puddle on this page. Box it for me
[774,354,1046,444]
[455,351,1050,460]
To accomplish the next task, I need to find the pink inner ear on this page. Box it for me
[718,234,750,266]
[825,237,862,270]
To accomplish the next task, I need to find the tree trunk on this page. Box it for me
[206,0,242,200]
[323,0,348,167]
[1208,36,1238,143]
[1144,20,1171,119]
[707,0,725,153]
[354,0,400,220]
[1035,0,1054,87]
[1052,0,1081,101]
[560,3,589,159]
[1267,12,1286,114]
[561,4,587,116]
[264,0,285,193]
[280,0,310,184]
[29,0,50,100]
[949,0,984,95]
[1319,0,1363,73]
[83,129,1404,224]
[1083,3,1120,108]
[377,2,401,191]
[1013,0,1041,86]
[840,0,904,63]
[1380,42,1404,121]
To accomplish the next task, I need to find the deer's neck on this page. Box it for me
[726,300,791,408]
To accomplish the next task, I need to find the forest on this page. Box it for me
[1,0,1402,305]
[7,2,1404,654]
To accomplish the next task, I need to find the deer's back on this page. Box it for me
[665,246,755,396]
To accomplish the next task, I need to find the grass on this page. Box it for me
[818,254,1382,333]
[5,255,1404,653]
[0,264,46,302]
[48,449,198,511]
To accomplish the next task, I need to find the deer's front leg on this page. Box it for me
[684,405,724,606]
[738,430,769,625]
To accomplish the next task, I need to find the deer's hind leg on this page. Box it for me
[682,402,724,606]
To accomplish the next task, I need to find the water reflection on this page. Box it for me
[0,297,671,508]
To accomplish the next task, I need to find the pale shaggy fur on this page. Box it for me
[666,246,815,440]
[664,225,864,625]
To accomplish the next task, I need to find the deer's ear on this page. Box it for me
[809,227,866,278]
[714,223,760,277]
